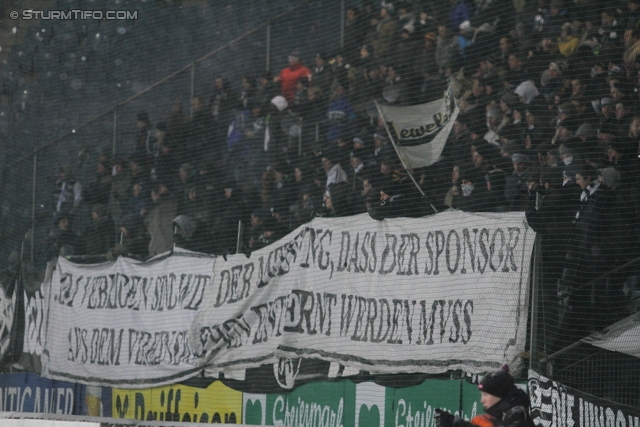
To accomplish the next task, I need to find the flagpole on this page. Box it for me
[374,100,425,197]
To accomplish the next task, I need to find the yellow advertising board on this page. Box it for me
[112,380,242,423]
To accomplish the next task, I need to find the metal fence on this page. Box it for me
[1,0,639,412]
[0,0,349,268]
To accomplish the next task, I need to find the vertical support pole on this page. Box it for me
[30,150,37,264]
[315,123,319,142]
[340,0,345,49]
[190,63,195,119]
[112,108,118,159]
[529,235,541,372]
[266,20,272,72]
[236,220,244,254]
[298,125,302,156]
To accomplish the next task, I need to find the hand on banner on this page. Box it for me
[435,409,455,427]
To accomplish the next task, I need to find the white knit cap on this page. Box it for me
[271,95,288,112]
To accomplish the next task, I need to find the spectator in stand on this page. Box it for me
[172,214,213,254]
[108,214,149,260]
[444,115,474,166]
[132,112,156,168]
[246,216,283,251]
[344,7,367,61]
[265,163,294,217]
[599,97,617,128]
[210,184,248,255]
[229,101,267,169]
[181,185,211,224]
[259,71,279,106]
[372,2,397,59]
[452,167,508,212]
[289,163,316,226]
[603,139,639,185]
[625,0,640,30]
[174,163,193,213]
[457,21,473,60]
[473,143,501,175]
[52,166,82,216]
[394,28,421,77]
[353,44,376,84]
[239,75,257,110]
[614,100,634,136]
[597,121,617,148]
[128,157,149,191]
[505,52,531,87]
[39,212,82,266]
[415,32,440,99]
[153,138,178,190]
[558,165,615,338]
[371,132,394,167]
[108,158,130,230]
[322,150,348,191]
[331,52,351,92]
[189,96,214,163]
[319,182,353,217]
[358,176,379,213]
[368,179,421,220]
[397,3,415,35]
[211,76,237,150]
[505,153,533,210]
[144,184,177,257]
[597,8,624,49]
[244,208,267,252]
[436,24,460,74]
[259,96,289,169]
[449,0,470,35]
[274,51,312,104]
[415,10,438,40]
[349,148,369,195]
[84,204,115,256]
[164,100,189,164]
[514,80,540,105]
[311,53,333,95]
[485,106,504,146]
[124,183,147,218]
[623,29,640,67]
[557,23,580,57]
[327,85,355,145]
[540,61,564,99]
[83,160,112,207]
[293,77,309,106]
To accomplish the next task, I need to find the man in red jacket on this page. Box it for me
[274,51,312,104]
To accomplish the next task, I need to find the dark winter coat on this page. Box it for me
[437,387,534,427]
[85,216,115,255]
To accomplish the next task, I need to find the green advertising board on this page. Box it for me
[242,379,483,427]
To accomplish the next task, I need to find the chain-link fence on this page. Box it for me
[0,0,639,419]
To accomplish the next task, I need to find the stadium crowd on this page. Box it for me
[40,0,640,337]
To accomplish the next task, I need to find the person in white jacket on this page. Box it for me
[321,150,348,191]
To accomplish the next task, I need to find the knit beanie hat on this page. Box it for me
[501,92,519,108]
[478,365,515,398]
[271,96,288,112]
[487,106,503,120]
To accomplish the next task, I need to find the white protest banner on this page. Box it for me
[0,284,16,360]
[41,251,214,388]
[193,210,534,375]
[377,85,459,169]
[41,211,534,387]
